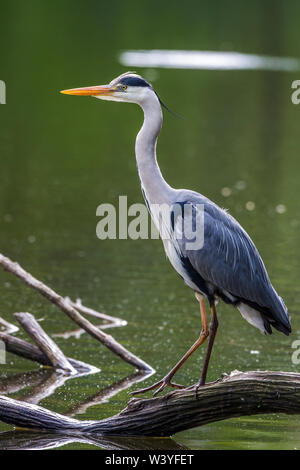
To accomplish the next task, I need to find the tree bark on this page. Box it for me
[0,370,300,437]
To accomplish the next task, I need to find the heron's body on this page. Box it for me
[62,72,291,395]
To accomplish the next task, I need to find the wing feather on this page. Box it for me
[170,197,290,332]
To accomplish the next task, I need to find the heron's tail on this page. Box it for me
[263,286,291,336]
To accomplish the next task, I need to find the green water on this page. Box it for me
[0,0,300,450]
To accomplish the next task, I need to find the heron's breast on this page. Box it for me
[163,239,202,293]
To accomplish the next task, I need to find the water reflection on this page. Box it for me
[0,368,99,405]
[0,430,187,450]
[65,371,154,417]
[120,50,300,71]
[0,368,153,410]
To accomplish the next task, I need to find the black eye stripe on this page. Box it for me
[119,76,151,88]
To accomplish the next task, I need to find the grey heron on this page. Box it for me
[61,72,291,396]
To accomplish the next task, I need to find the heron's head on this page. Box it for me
[60,72,155,105]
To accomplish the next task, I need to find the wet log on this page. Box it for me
[0,332,51,366]
[0,370,300,437]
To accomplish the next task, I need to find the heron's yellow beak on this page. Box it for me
[60,85,116,96]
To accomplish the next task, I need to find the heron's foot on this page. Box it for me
[193,376,221,399]
[130,376,184,397]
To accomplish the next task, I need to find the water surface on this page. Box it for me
[0,0,300,450]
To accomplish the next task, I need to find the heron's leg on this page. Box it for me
[196,301,218,391]
[131,293,209,397]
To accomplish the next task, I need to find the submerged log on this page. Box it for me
[0,371,300,437]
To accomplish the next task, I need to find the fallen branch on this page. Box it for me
[14,312,76,375]
[65,297,127,325]
[53,321,123,340]
[0,254,152,372]
[0,371,299,436]
[0,332,93,373]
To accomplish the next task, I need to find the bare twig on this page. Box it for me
[0,254,152,372]
[53,298,127,339]
[14,313,77,375]
[65,297,127,325]
[0,317,18,334]
[53,321,122,340]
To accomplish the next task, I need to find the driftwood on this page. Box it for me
[0,371,300,437]
[0,332,92,373]
[0,310,98,375]
[0,254,152,372]
[0,333,52,367]
[14,312,76,374]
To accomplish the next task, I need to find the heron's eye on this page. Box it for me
[120,84,127,91]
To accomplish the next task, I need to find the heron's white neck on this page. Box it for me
[135,93,174,205]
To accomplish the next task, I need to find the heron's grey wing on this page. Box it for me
[171,198,289,330]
